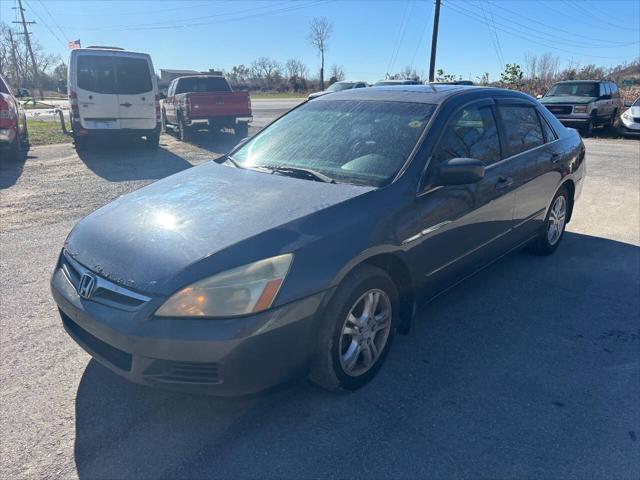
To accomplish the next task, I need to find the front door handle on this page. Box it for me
[495,176,513,190]
[550,153,561,163]
[120,102,132,107]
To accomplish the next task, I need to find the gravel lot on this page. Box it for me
[1,127,639,478]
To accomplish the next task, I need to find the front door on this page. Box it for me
[114,56,156,130]
[402,99,516,295]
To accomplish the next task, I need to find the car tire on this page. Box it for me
[608,109,618,129]
[9,129,24,161]
[178,115,191,142]
[145,133,160,148]
[20,126,30,155]
[530,185,569,255]
[309,264,398,392]
[161,109,168,133]
[73,135,88,152]
[234,122,249,140]
[581,118,594,137]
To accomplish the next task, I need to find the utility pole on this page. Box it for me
[8,29,22,87]
[13,0,42,97]
[428,0,441,83]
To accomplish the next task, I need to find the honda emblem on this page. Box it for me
[78,273,96,299]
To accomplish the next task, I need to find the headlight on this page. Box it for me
[573,105,588,114]
[155,254,293,318]
[622,110,632,121]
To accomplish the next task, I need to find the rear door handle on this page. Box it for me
[550,153,561,163]
[495,176,513,190]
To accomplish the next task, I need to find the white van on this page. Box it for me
[68,47,160,148]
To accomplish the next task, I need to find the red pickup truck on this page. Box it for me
[162,75,252,141]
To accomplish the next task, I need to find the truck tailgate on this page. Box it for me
[186,92,251,118]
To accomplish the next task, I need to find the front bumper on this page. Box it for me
[619,120,640,137]
[72,120,161,137]
[552,115,591,128]
[51,259,329,396]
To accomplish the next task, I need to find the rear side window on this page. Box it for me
[497,105,544,156]
[538,111,557,142]
[434,105,501,166]
[610,82,619,97]
[114,57,152,94]
[175,77,231,94]
[77,55,116,94]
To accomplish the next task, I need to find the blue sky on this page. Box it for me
[2,0,639,82]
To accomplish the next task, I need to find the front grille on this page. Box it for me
[545,105,573,115]
[61,310,132,371]
[60,251,150,310]
[633,117,640,123]
[143,360,221,385]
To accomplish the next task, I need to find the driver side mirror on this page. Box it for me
[436,158,485,186]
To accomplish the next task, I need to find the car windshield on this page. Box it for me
[633,97,640,106]
[546,82,599,97]
[327,82,355,92]
[231,100,435,187]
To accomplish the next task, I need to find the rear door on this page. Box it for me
[495,100,558,240]
[75,54,120,129]
[114,56,156,130]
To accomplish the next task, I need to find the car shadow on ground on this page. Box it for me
[164,126,242,154]
[73,232,640,479]
[76,138,194,182]
[0,153,36,189]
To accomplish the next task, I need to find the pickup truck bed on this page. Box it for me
[162,75,252,141]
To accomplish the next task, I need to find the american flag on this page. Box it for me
[68,39,81,49]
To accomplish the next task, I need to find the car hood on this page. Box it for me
[540,95,596,105]
[65,162,374,294]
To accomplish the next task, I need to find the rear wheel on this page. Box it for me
[234,122,249,140]
[309,265,398,392]
[145,133,160,148]
[8,129,24,160]
[178,115,191,142]
[530,185,569,255]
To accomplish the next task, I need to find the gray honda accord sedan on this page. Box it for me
[51,85,585,395]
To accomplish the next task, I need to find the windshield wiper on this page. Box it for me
[262,165,337,184]
[222,154,244,169]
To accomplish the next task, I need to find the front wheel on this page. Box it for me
[8,130,25,161]
[581,118,594,137]
[309,265,398,392]
[530,185,569,255]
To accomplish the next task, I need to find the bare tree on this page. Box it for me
[251,57,282,89]
[284,58,308,80]
[329,64,345,82]
[308,17,333,90]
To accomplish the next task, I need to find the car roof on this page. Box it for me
[554,80,603,84]
[315,84,521,104]
[177,75,225,79]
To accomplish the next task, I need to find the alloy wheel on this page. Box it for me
[547,195,567,246]
[338,289,392,377]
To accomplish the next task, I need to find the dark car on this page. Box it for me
[539,80,623,136]
[373,79,422,86]
[51,85,585,395]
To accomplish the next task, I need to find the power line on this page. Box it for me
[23,0,66,48]
[449,0,638,49]
[56,1,318,31]
[564,0,639,31]
[442,1,636,60]
[386,0,413,74]
[37,0,72,41]
[409,5,433,69]
[485,1,505,66]
[480,0,503,70]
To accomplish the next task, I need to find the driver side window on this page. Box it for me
[433,105,501,166]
